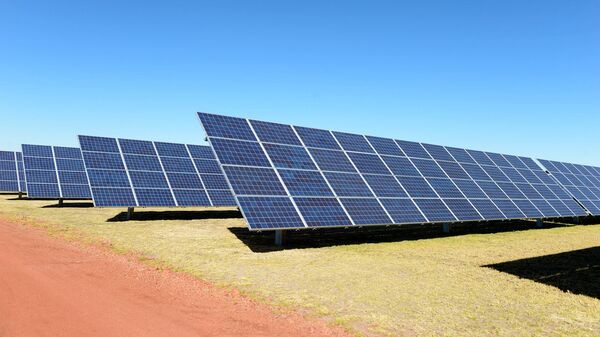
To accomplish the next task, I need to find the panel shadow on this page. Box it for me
[229,218,590,252]
[485,246,600,299]
[107,209,243,222]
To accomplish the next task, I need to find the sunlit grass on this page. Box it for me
[1,195,599,336]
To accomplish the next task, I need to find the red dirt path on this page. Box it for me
[0,219,351,337]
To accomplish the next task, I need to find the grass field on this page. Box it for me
[1,194,599,336]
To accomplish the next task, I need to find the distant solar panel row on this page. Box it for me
[78,136,236,207]
[0,151,26,193]
[22,145,91,199]
[538,159,600,215]
[199,113,586,230]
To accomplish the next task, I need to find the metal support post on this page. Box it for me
[275,230,286,246]
[126,207,135,220]
[536,218,544,228]
[442,223,451,233]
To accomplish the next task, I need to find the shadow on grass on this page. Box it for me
[485,246,600,299]
[229,217,596,252]
[43,202,94,208]
[107,209,243,222]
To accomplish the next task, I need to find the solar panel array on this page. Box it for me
[0,151,26,193]
[78,136,236,208]
[22,145,91,199]
[199,113,587,230]
[538,159,600,215]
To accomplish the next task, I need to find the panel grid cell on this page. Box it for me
[427,178,464,199]
[237,196,305,229]
[339,198,392,225]
[279,169,334,197]
[443,199,483,221]
[380,198,426,223]
[332,132,375,153]
[470,199,506,220]
[366,136,405,156]
[295,197,352,227]
[249,120,303,146]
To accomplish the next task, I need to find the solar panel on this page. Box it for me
[538,159,600,215]
[78,136,236,208]
[199,113,587,230]
[0,151,26,193]
[22,145,91,199]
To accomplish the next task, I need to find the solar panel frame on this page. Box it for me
[200,113,586,231]
[22,145,91,199]
[0,151,26,193]
[78,136,236,208]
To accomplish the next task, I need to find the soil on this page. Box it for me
[0,219,351,337]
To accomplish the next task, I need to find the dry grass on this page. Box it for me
[1,194,599,336]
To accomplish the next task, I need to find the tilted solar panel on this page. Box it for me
[198,113,587,231]
[78,136,236,208]
[538,159,600,215]
[22,145,91,199]
[0,151,26,193]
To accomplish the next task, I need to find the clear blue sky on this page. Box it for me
[1,1,598,164]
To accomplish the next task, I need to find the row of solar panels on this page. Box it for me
[1,139,236,208]
[2,112,600,231]
[197,113,600,230]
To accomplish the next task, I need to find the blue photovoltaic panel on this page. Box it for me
[237,196,305,229]
[295,197,352,227]
[538,159,600,215]
[0,151,26,193]
[199,113,587,230]
[78,136,235,208]
[22,145,91,199]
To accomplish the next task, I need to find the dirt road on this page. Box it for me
[0,219,349,337]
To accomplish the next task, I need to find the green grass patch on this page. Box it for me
[1,195,599,336]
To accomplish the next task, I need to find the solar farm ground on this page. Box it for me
[0,194,599,336]
[0,216,347,337]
